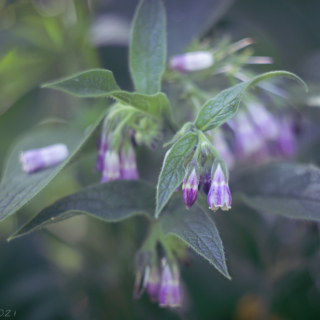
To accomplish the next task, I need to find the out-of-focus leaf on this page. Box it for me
[156,132,198,218]
[0,50,47,115]
[237,163,320,221]
[43,69,171,117]
[195,71,307,132]
[165,0,234,55]
[129,0,166,94]
[42,69,120,96]
[9,180,155,240]
[161,197,230,279]
[0,112,107,223]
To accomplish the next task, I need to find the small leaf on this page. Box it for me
[9,180,156,240]
[42,69,120,97]
[129,0,166,94]
[156,132,198,218]
[43,69,171,118]
[195,71,307,132]
[161,197,230,279]
[0,112,107,223]
[236,163,320,221]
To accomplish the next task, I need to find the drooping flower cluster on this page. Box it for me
[214,102,297,167]
[180,140,232,211]
[96,139,139,183]
[169,39,298,168]
[95,107,165,182]
[133,251,182,308]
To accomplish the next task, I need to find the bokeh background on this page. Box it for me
[1,0,320,319]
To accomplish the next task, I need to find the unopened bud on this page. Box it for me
[212,129,235,169]
[170,51,214,73]
[182,160,200,209]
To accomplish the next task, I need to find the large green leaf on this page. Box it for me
[9,180,155,240]
[161,198,230,279]
[156,132,198,218]
[0,113,107,223]
[195,71,307,132]
[43,69,170,118]
[237,163,320,221]
[130,0,166,95]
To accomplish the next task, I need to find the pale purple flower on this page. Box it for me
[159,264,181,308]
[207,163,232,211]
[120,146,139,180]
[147,266,161,302]
[212,129,235,169]
[20,143,69,173]
[276,118,296,157]
[246,101,279,140]
[101,150,120,183]
[170,51,214,73]
[182,164,200,209]
[233,111,265,158]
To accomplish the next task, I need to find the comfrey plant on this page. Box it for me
[2,0,318,311]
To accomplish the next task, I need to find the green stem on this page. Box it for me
[198,130,220,159]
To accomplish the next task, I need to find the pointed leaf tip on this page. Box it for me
[161,198,231,279]
[195,70,308,132]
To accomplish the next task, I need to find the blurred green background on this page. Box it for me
[1,0,320,319]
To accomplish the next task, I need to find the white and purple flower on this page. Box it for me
[232,111,265,158]
[158,263,181,308]
[276,117,296,157]
[120,145,139,180]
[101,150,121,183]
[147,266,161,302]
[170,51,214,73]
[246,101,279,140]
[207,162,232,212]
[182,161,200,209]
[20,143,69,173]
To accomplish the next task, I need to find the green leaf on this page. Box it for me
[9,180,156,240]
[42,69,120,97]
[0,112,107,223]
[237,163,320,221]
[161,197,230,279]
[129,0,166,94]
[156,132,198,218]
[43,69,170,118]
[195,71,308,132]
